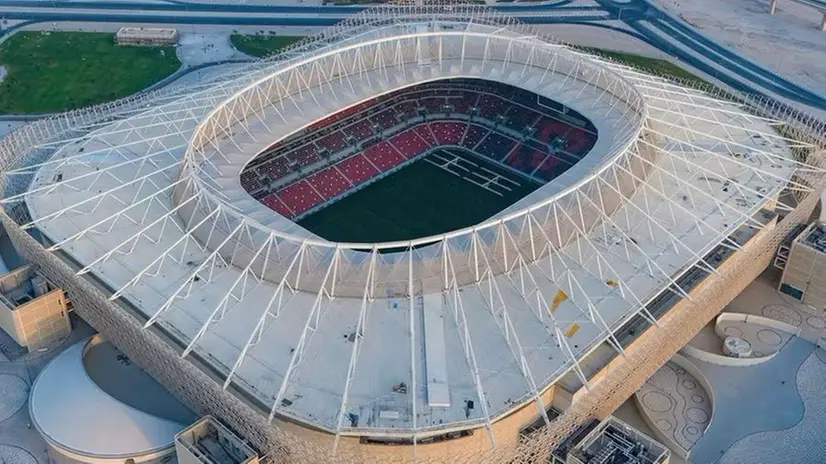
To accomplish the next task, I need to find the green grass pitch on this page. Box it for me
[298,149,540,243]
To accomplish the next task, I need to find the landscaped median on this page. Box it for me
[0,31,181,114]
[229,34,304,59]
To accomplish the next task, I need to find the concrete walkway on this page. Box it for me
[717,347,826,464]
[690,337,813,463]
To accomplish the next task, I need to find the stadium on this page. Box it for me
[1,3,826,463]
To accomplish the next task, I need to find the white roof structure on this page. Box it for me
[30,338,188,460]
[3,2,822,450]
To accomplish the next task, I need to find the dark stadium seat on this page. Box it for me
[370,110,397,132]
[460,125,489,150]
[474,132,517,161]
[394,100,419,118]
[240,170,262,192]
[288,145,321,167]
[421,97,445,114]
[318,131,348,153]
[534,119,570,144]
[564,128,597,156]
[503,106,540,132]
[449,91,478,115]
[476,94,506,120]
[343,119,375,142]
[259,156,291,181]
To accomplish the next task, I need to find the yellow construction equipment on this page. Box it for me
[565,323,580,338]
[549,290,567,313]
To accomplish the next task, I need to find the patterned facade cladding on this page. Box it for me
[1,4,826,462]
[0,216,290,459]
[3,149,826,464]
[496,153,826,464]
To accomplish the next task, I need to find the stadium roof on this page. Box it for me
[4,2,824,449]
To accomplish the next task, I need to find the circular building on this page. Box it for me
[2,3,825,463]
[30,336,195,464]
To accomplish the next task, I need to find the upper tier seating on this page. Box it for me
[318,131,348,153]
[344,119,375,142]
[289,145,321,167]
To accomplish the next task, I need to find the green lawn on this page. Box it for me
[580,46,716,90]
[0,31,181,114]
[230,34,304,58]
[298,150,539,243]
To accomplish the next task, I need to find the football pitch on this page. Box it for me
[298,149,541,243]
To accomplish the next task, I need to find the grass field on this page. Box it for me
[579,47,719,91]
[0,31,180,114]
[298,150,539,243]
[230,34,304,58]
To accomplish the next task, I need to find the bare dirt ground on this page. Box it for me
[654,0,826,95]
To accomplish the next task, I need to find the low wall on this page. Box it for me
[681,312,800,366]
[714,312,801,339]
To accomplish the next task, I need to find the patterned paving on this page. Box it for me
[719,348,826,463]
[762,304,803,327]
[690,337,812,464]
[636,361,712,455]
[716,318,794,357]
[0,375,27,423]
[0,445,37,464]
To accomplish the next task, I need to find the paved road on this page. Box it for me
[0,0,823,111]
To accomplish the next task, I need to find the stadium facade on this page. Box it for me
[1,4,826,463]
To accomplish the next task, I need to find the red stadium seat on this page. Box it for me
[307,167,352,200]
[429,121,466,145]
[276,180,324,215]
[390,129,431,158]
[363,142,406,170]
[337,154,380,185]
[261,193,293,216]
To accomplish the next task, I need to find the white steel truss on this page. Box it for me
[2,2,825,454]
